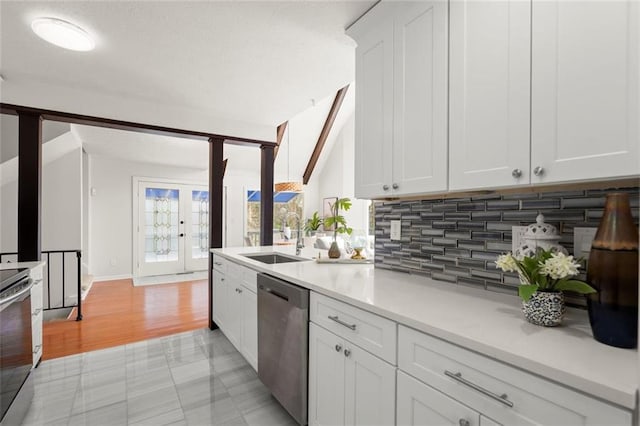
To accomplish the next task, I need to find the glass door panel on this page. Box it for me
[185,188,209,271]
[138,184,185,276]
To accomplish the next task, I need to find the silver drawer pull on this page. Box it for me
[444,370,513,408]
[214,262,223,266]
[33,344,42,354]
[328,315,356,331]
[32,308,42,316]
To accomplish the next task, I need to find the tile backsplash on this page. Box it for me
[374,186,639,305]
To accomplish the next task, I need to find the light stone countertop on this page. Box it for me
[212,245,638,410]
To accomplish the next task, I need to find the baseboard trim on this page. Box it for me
[93,274,132,282]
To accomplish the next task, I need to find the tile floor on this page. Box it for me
[22,329,297,426]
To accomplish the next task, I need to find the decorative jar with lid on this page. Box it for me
[514,214,568,259]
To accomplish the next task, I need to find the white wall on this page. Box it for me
[89,154,261,278]
[308,114,370,234]
[0,136,83,253]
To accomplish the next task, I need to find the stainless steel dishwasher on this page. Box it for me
[257,273,309,426]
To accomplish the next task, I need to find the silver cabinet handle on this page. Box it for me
[444,370,513,408]
[33,344,42,354]
[32,308,42,316]
[459,420,470,426]
[533,166,544,176]
[335,344,342,352]
[238,288,243,293]
[328,315,356,330]
[344,349,351,357]
[382,185,390,191]
[392,183,399,189]
[214,262,223,266]
[511,169,522,178]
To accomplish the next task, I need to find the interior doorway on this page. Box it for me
[134,178,210,277]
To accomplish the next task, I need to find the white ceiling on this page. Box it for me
[75,84,354,178]
[0,1,373,140]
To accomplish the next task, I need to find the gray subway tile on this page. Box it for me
[458,277,486,288]
[431,255,458,265]
[562,197,606,209]
[445,248,471,258]
[433,238,457,247]
[471,231,502,240]
[445,212,472,220]
[445,230,471,239]
[433,221,457,230]
[486,200,519,211]
[444,266,471,277]
[471,211,502,221]
[421,228,445,237]
[457,221,485,230]
[521,199,561,209]
[457,202,486,211]
[486,241,512,252]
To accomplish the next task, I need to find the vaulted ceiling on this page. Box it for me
[0,1,373,141]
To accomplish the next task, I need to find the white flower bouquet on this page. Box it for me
[495,249,597,302]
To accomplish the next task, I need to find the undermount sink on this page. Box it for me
[241,252,307,265]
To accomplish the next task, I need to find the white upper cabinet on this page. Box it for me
[354,14,394,200]
[531,0,639,183]
[350,1,449,199]
[393,1,449,195]
[449,0,531,190]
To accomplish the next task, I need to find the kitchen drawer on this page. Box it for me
[398,325,631,425]
[241,268,257,293]
[226,261,243,279]
[310,292,397,364]
[213,255,228,274]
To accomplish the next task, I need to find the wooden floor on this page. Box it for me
[42,277,208,360]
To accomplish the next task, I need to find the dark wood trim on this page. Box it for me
[17,112,43,262]
[208,137,224,330]
[274,121,288,160]
[302,85,349,184]
[1,103,277,147]
[260,145,275,246]
[222,159,228,178]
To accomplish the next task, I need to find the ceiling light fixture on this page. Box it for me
[275,123,303,193]
[31,17,95,51]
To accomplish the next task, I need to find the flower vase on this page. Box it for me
[328,241,341,259]
[587,193,639,348]
[522,291,565,327]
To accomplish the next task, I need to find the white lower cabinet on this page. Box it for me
[211,258,258,371]
[240,287,257,370]
[397,370,481,426]
[309,322,396,426]
[398,325,632,426]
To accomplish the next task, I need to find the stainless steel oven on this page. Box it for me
[257,273,309,425]
[0,268,34,425]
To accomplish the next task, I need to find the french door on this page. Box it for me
[136,181,210,277]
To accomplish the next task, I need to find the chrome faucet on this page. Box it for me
[287,212,305,256]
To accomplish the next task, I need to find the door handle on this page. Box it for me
[328,315,356,330]
[444,370,513,407]
[179,233,184,237]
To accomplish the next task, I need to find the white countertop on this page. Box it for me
[0,261,46,270]
[212,245,638,410]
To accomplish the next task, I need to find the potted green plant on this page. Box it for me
[495,249,596,326]
[323,198,353,258]
[304,212,323,237]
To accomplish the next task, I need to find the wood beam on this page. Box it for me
[302,85,349,184]
[260,145,275,246]
[1,103,277,147]
[17,112,43,262]
[274,121,288,160]
[208,137,224,330]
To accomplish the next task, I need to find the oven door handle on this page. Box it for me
[0,280,34,307]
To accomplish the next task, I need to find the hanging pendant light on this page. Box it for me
[275,122,303,192]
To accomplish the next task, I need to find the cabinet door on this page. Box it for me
[397,371,479,426]
[531,0,639,183]
[344,343,396,426]
[240,288,258,371]
[212,272,226,327]
[392,0,448,196]
[354,15,394,199]
[480,415,502,426]
[225,281,243,351]
[449,0,531,190]
[309,323,346,426]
